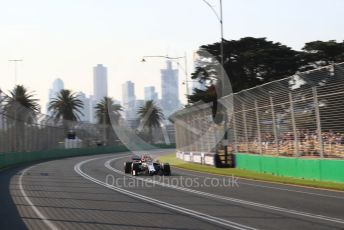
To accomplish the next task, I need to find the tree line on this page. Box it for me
[188,38,344,104]
[0,86,164,144]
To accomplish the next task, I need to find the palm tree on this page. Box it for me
[48,89,84,130]
[95,97,122,145]
[4,85,40,151]
[95,97,122,125]
[137,100,164,143]
[5,85,40,120]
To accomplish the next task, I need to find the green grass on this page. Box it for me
[158,153,344,191]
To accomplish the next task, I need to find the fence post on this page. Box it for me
[208,112,213,153]
[187,114,191,152]
[255,100,262,154]
[201,109,209,152]
[232,110,238,153]
[193,114,198,152]
[181,122,185,152]
[289,92,299,156]
[187,114,191,153]
[175,120,180,152]
[182,116,187,153]
[312,87,324,158]
[191,114,196,152]
[270,96,279,155]
[198,113,204,153]
[242,103,249,152]
[177,118,183,152]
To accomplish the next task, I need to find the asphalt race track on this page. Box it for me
[1,149,344,230]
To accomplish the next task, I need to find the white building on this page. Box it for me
[93,64,108,103]
[46,78,64,114]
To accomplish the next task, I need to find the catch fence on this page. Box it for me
[173,63,344,158]
[0,93,112,153]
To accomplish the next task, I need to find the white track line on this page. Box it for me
[172,168,344,200]
[105,157,344,225]
[17,154,124,230]
[75,156,258,230]
[19,166,59,230]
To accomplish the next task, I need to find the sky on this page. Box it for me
[1,0,344,113]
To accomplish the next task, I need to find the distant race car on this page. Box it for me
[124,154,171,176]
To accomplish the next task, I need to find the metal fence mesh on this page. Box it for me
[0,92,112,153]
[173,62,344,158]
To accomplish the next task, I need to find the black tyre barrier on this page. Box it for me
[214,153,235,168]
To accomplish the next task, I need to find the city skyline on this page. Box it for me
[43,60,182,122]
[45,72,176,120]
[40,59,186,115]
[2,0,343,112]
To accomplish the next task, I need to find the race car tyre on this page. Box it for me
[132,162,140,176]
[124,162,132,174]
[162,163,171,176]
[144,168,149,176]
[157,168,164,176]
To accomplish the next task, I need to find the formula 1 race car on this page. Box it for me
[124,154,171,176]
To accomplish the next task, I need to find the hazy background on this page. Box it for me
[1,0,343,112]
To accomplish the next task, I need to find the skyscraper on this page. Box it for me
[46,78,64,114]
[93,64,108,103]
[134,99,145,114]
[122,81,136,120]
[160,60,180,118]
[77,92,91,122]
[144,86,158,102]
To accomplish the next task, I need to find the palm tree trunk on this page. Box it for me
[149,126,153,144]
[103,111,107,145]
[63,120,71,138]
